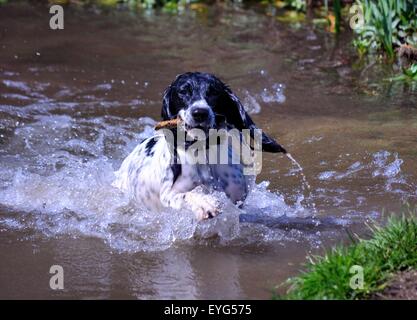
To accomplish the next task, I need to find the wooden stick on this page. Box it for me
[154,118,182,130]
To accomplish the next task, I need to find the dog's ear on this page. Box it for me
[161,85,173,120]
[162,73,187,120]
[221,86,287,154]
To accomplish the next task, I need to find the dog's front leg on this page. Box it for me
[160,184,220,221]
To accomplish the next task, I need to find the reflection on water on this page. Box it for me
[0,2,417,299]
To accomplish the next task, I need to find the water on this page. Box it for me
[285,153,317,214]
[1,2,417,299]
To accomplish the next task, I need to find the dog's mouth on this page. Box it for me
[184,123,210,131]
[181,114,226,132]
[182,121,213,142]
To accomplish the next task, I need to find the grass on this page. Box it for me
[353,0,417,60]
[390,63,417,82]
[333,0,341,34]
[279,206,417,299]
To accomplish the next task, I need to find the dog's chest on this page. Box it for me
[173,163,249,204]
[173,140,251,203]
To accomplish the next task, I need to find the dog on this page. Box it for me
[113,72,286,220]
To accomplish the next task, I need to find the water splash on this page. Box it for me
[286,153,318,215]
[240,83,286,115]
[0,160,309,252]
[317,151,410,194]
[0,113,318,252]
[260,83,286,104]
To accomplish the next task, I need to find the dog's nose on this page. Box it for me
[191,108,210,122]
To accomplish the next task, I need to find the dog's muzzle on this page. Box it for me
[182,100,215,130]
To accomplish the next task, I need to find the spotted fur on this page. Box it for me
[113,72,286,220]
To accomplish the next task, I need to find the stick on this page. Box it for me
[154,118,182,130]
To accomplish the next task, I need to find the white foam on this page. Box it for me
[0,115,308,252]
[260,83,286,104]
[0,158,301,252]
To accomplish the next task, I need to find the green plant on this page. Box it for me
[390,63,417,81]
[280,207,417,300]
[77,0,196,10]
[142,0,156,9]
[283,0,306,12]
[334,0,342,34]
[353,0,417,59]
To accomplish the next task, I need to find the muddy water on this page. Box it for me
[1,2,417,299]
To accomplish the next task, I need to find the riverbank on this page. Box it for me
[279,207,417,299]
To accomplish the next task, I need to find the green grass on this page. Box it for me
[282,0,307,12]
[279,206,417,299]
[334,0,342,34]
[353,0,417,59]
[390,63,417,82]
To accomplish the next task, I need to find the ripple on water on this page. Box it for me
[0,158,321,252]
[0,114,322,252]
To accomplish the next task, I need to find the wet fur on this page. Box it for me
[113,72,286,220]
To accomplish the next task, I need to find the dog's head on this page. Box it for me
[161,72,286,153]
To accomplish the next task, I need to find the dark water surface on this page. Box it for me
[1,2,417,299]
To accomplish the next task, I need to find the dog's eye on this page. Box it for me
[206,86,220,97]
[178,86,191,96]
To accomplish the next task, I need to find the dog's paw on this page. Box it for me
[188,194,221,221]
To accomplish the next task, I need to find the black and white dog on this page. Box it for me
[113,72,286,220]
